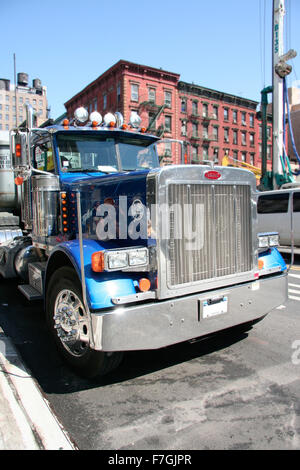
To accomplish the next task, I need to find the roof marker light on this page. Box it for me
[90,111,102,126]
[104,113,116,126]
[129,111,141,128]
[74,107,89,123]
[114,112,124,128]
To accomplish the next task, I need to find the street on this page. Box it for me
[0,255,299,450]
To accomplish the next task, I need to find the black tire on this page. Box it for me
[45,266,123,379]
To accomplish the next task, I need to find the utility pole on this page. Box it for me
[272,0,297,189]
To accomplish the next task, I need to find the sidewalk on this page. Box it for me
[0,327,77,450]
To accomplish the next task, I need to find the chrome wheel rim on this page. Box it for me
[53,289,89,356]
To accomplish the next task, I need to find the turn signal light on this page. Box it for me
[15,144,22,158]
[91,251,105,272]
[14,176,24,185]
[258,259,264,270]
[138,278,151,292]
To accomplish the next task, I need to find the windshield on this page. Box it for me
[56,134,159,173]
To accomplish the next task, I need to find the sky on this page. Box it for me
[1,0,300,119]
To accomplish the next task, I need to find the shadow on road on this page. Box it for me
[0,277,253,396]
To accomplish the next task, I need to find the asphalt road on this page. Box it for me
[0,255,299,450]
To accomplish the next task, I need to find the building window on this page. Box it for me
[5,95,9,102]
[241,131,246,145]
[165,115,172,132]
[93,98,97,111]
[192,122,198,137]
[267,127,271,140]
[164,91,172,108]
[233,150,238,160]
[213,147,219,162]
[224,128,229,143]
[224,108,229,121]
[233,129,238,145]
[148,88,156,103]
[250,153,255,165]
[192,101,198,115]
[250,114,254,127]
[131,84,139,102]
[233,110,237,123]
[103,93,107,110]
[202,124,208,139]
[202,103,208,117]
[212,105,218,119]
[5,105,9,111]
[5,114,9,121]
[192,145,198,161]
[241,152,247,162]
[164,142,172,157]
[148,112,156,130]
[241,112,246,125]
[117,82,121,104]
[212,126,218,141]
[181,120,187,136]
[250,133,255,146]
[202,146,209,159]
[267,145,271,160]
[181,98,187,113]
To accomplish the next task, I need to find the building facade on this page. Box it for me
[0,73,48,130]
[64,60,273,170]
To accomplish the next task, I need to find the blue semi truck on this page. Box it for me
[0,105,288,378]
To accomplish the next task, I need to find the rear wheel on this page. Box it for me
[46,267,123,378]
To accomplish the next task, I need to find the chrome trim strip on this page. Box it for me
[111,291,156,305]
[76,191,95,348]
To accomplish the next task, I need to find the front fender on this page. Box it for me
[47,239,138,310]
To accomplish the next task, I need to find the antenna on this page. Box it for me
[13,53,17,127]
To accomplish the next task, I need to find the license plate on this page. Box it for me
[202,296,228,319]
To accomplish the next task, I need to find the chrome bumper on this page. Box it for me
[90,273,288,351]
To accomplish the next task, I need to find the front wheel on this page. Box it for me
[46,267,123,379]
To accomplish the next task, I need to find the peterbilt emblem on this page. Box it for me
[204,170,221,180]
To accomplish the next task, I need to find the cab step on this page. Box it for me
[18,284,43,301]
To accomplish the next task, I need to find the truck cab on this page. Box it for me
[0,105,288,378]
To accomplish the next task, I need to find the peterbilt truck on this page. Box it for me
[0,105,288,378]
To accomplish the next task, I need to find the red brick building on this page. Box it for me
[65,60,273,170]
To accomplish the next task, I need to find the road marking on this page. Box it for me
[289,283,300,288]
[289,295,300,301]
[289,273,300,279]
[288,289,300,294]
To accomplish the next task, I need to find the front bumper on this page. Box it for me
[90,273,288,351]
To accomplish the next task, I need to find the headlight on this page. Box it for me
[258,232,279,249]
[268,234,279,247]
[91,247,150,272]
[128,248,148,266]
[107,251,128,269]
[258,235,269,248]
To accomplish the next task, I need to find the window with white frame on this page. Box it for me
[165,115,172,132]
[148,88,156,103]
[131,83,139,102]
[164,91,172,108]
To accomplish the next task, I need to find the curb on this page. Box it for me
[0,327,77,450]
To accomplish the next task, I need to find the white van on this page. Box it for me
[257,188,300,247]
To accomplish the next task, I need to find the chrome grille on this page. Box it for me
[167,184,252,287]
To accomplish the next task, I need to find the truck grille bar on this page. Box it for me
[167,184,252,287]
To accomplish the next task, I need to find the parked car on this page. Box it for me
[257,188,300,247]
